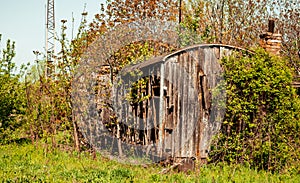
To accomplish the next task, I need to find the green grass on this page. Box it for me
[0,143,299,183]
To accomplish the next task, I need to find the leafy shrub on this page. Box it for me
[210,48,300,172]
[0,35,26,144]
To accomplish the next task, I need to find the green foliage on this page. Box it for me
[2,1,299,178]
[178,0,214,46]
[23,19,82,150]
[1,143,299,183]
[0,34,26,144]
[181,0,300,72]
[210,48,300,172]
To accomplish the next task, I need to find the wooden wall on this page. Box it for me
[97,44,249,162]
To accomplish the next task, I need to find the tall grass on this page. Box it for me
[0,143,299,182]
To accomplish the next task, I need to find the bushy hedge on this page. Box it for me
[0,36,26,144]
[210,48,300,172]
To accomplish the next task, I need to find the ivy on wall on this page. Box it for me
[210,48,300,173]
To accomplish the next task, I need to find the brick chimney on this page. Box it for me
[259,19,282,56]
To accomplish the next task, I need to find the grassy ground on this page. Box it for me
[0,143,299,183]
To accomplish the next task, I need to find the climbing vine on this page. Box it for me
[210,48,300,173]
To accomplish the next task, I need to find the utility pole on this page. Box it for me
[46,0,55,78]
[179,0,182,24]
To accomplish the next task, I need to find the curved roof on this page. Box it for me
[121,44,251,72]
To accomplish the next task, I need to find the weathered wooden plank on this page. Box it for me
[172,61,178,157]
[145,68,152,146]
[292,81,300,88]
[175,54,182,157]
[97,44,247,161]
[158,63,165,155]
[187,51,193,157]
[190,49,198,157]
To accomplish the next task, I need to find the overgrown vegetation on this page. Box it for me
[1,0,300,181]
[1,143,299,182]
[0,34,26,144]
[210,48,300,173]
[180,0,300,70]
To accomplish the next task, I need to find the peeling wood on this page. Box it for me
[98,44,252,161]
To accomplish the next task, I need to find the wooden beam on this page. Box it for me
[292,81,300,88]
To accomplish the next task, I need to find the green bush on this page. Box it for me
[0,35,26,144]
[210,48,300,172]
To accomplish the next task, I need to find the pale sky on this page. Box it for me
[0,0,105,68]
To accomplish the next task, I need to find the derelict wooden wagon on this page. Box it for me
[94,44,248,163]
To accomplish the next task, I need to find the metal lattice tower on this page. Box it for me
[46,0,55,78]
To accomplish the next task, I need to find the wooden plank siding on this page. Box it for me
[96,44,263,162]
